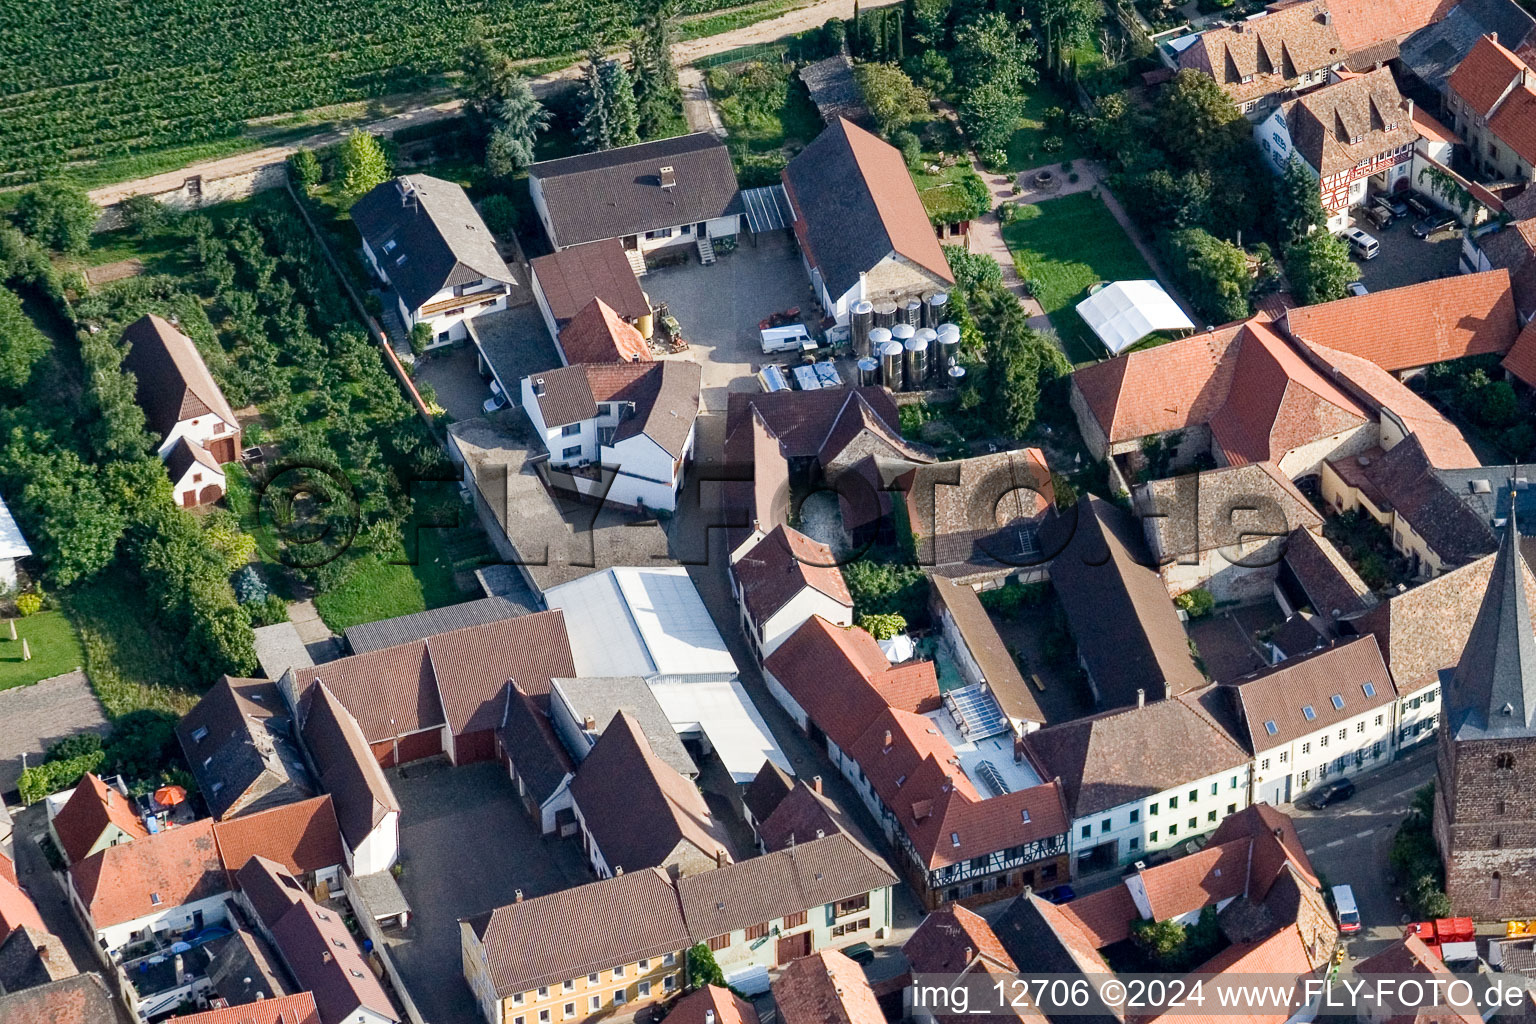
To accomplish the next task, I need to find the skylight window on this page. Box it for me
[1264,720,1278,736]
[951,832,961,847]
[1362,682,1376,698]
[150,893,162,905]
[1330,695,1345,710]
[1022,809,1031,823]
[1302,705,1316,721]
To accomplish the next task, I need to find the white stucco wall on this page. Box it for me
[758,590,853,658]
[88,891,233,958]
[347,811,400,877]
[1252,704,1396,807]
[1067,765,1252,871]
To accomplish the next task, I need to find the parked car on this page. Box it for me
[1343,228,1379,260]
[1347,282,1369,297]
[1372,193,1410,219]
[482,389,509,415]
[1364,205,1395,231]
[1300,778,1356,809]
[1042,884,1076,904]
[841,943,876,965]
[1402,191,1434,218]
[1412,213,1458,239]
[1331,884,1362,934]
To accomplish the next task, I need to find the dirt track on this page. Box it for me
[87,0,887,206]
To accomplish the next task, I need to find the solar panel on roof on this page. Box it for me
[946,683,1008,739]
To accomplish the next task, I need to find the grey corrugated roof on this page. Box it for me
[529,134,743,249]
[351,174,516,312]
[344,596,532,654]
[551,676,697,778]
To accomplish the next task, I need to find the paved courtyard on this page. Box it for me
[0,670,107,797]
[415,346,494,422]
[1352,214,1462,294]
[642,232,816,411]
[385,760,589,1024]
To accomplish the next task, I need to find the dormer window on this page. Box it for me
[150,893,162,906]
[191,726,208,743]
[382,239,397,254]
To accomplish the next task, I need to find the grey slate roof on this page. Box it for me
[206,927,293,1005]
[344,595,532,655]
[1435,465,1536,535]
[175,676,315,820]
[498,682,574,805]
[1400,0,1536,92]
[351,174,516,312]
[529,134,743,249]
[551,676,697,778]
[1444,504,1536,739]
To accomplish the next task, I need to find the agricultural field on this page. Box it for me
[0,0,758,185]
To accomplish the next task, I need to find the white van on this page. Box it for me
[1344,228,1380,260]
[760,324,816,354]
[1331,884,1361,933]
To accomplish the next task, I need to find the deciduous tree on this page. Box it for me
[952,12,1039,92]
[338,130,391,205]
[1285,230,1356,305]
[1166,227,1251,324]
[13,181,97,254]
[959,79,1022,154]
[853,62,931,137]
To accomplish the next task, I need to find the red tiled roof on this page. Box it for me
[1177,5,1344,106]
[666,985,761,1024]
[530,239,649,324]
[1281,270,1519,370]
[1449,35,1530,115]
[732,525,852,626]
[772,949,886,1024]
[212,795,346,881]
[1136,838,1252,920]
[1505,319,1536,388]
[1320,0,1456,55]
[1058,884,1139,948]
[558,298,652,365]
[0,874,45,943]
[0,851,16,887]
[71,819,226,929]
[163,992,321,1024]
[1209,803,1319,893]
[763,617,938,751]
[1412,105,1462,145]
[1208,320,1368,465]
[1136,927,1320,1024]
[51,773,149,865]
[904,904,1018,973]
[1072,322,1242,444]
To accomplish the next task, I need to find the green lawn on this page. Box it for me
[313,512,494,631]
[0,611,85,692]
[711,62,823,186]
[1007,81,1088,171]
[1000,192,1156,365]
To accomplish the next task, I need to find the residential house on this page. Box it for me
[1039,498,1206,712]
[297,682,400,876]
[730,524,852,659]
[520,361,701,513]
[0,923,76,993]
[351,174,517,349]
[48,773,148,867]
[210,795,346,893]
[771,950,885,1024]
[548,676,698,779]
[1255,67,1420,231]
[567,711,736,879]
[177,676,315,821]
[0,871,44,946]
[1399,0,1536,108]
[1447,34,1536,181]
[1176,5,1346,116]
[164,993,320,1024]
[1317,0,1458,67]
[120,314,241,507]
[528,134,743,265]
[461,868,690,1024]
[722,404,791,561]
[903,904,1029,1024]
[69,819,230,961]
[664,986,759,1024]
[1280,269,1520,375]
[285,610,576,768]
[725,386,931,483]
[1137,462,1324,601]
[929,577,1045,736]
[753,775,864,854]
[676,833,897,987]
[1069,313,1373,479]
[529,239,651,347]
[0,494,31,589]
[497,681,576,836]
[557,299,652,366]
[1217,636,1399,805]
[742,762,797,847]
[235,856,398,1024]
[900,449,1055,583]
[1023,694,1253,873]
[1356,935,1485,1024]
[1463,188,1536,326]
[0,973,126,1024]
[782,118,955,327]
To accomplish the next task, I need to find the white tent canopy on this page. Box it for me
[1075,280,1195,354]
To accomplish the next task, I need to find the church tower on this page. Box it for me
[1434,495,1536,916]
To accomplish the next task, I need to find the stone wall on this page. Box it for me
[93,161,288,232]
[1436,728,1536,917]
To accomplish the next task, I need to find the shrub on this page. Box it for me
[233,565,269,604]
[288,148,322,188]
[687,943,727,990]
[1041,135,1064,153]
[1174,588,1214,619]
[409,322,433,355]
[364,293,383,318]
[479,193,518,237]
[893,130,922,170]
[857,612,907,640]
[46,732,103,761]
[120,194,169,235]
[843,558,929,625]
[15,592,42,616]
[248,594,290,627]
[979,582,1047,618]
[18,749,107,804]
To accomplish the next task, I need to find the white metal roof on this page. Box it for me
[543,567,738,680]
[0,496,31,561]
[1075,280,1195,354]
[650,679,793,783]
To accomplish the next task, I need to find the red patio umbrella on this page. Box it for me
[153,785,187,807]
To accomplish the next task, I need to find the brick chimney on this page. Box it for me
[812,775,822,794]
[716,848,730,867]
[583,716,597,730]
[514,889,524,903]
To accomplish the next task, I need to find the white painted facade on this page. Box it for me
[345,809,400,877]
[706,887,893,975]
[77,886,233,962]
[156,410,237,464]
[507,755,575,835]
[1067,765,1253,872]
[520,378,693,513]
[732,578,852,660]
[1396,677,1442,751]
[361,239,511,349]
[168,455,226,510]
[1251,702,1397,808]
[1255,108,1414,232]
